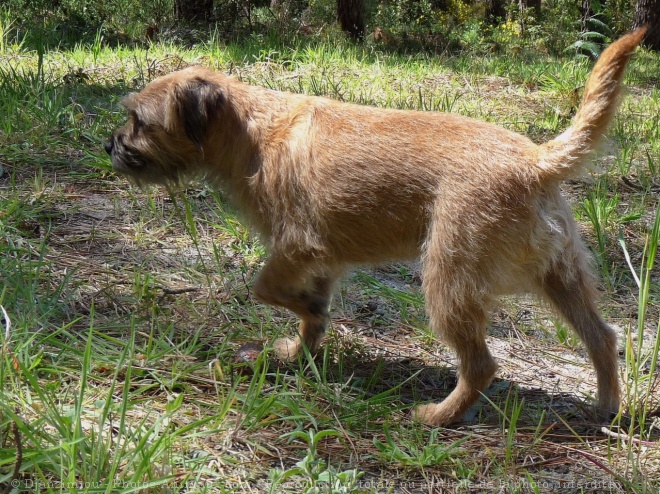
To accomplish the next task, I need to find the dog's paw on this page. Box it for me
[594,404,621,425]
[272,337,302,361]
[412,404,440,425]
[412,403,457,427]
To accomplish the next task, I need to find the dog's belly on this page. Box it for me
[324,212,427,263]
[307,157,442,262]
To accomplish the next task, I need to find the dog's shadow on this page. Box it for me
[275,348,653,439]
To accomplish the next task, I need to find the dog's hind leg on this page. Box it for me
[414,286,498,425]
[253,253,340,360]
[414,228,499,426]
[537,246,620,419]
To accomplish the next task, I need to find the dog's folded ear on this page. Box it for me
[165,76,225,149]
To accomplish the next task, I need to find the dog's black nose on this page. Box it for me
[104,139,114,155]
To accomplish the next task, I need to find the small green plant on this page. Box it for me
[269,428,363,493]
[553,319,580,349]
[580,186,620,287]
[482,386,526,475]
[91,26,104,66]
[373,426,467,468]
[564,0,622,58]
[621,201,660,430]
[610,201,660,493]
[0,8,21,53]
[616,144,635,176]
[502,388,524,469]
[564,22,610,59]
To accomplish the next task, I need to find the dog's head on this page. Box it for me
[105,66,226,186]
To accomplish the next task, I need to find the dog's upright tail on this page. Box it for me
[537,28,646,181]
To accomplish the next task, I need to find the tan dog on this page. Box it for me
[106,29,646,426]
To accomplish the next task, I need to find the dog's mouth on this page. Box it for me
[105,135,148,174]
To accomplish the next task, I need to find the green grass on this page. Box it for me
[0,25,659,494]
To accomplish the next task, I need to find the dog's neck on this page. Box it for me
[227,80,306,149]
[202,79,308,238]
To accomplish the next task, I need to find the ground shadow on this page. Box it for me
[266,348,660,443]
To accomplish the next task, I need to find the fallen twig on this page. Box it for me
[157,285,201,303]
[159,285,201,296]
[601,426,660,447]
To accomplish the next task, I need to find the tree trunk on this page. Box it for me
[633,0,660,51]
[174,0,214,23]
[337,0,365,41]
[581,0,593,31]
[485,0,506,25]
[526,0,541,17]
[517,0,541,33]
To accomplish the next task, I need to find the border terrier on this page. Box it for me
[106,29,646,426]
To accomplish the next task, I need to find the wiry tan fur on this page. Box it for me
[106,29,646,426]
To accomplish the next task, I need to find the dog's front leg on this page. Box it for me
[252,253,340,361]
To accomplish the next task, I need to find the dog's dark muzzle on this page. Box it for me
[106,135,147,172]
